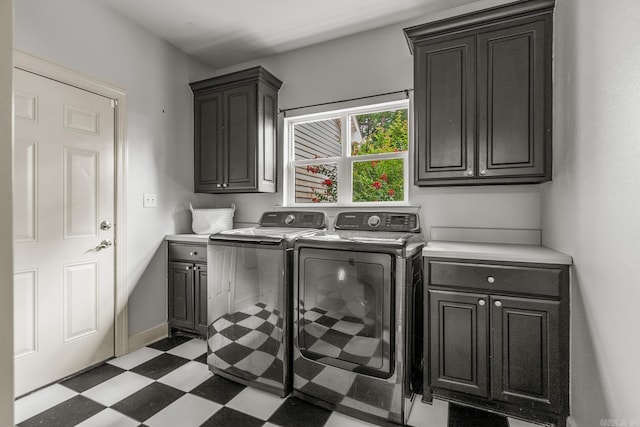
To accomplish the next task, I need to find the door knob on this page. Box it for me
[95,239,113,251]
[100,220,112,231]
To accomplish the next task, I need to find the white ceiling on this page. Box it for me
[96,0,481,69]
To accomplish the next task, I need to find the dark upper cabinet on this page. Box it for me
[405,0,554,186]
[190,66,282,193]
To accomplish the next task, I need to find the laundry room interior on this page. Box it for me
[1,0,640,426]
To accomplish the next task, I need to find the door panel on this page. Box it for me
[491,295,561,410]
[13,139,37,242]
[429,290,488,397]
[63,262,99,341]
[195,263,208,336]
[415,35,475,182]
[195,91,224,190]
[63,148,99,238]
[168,261,195,331]
[477,20,547,178]
[225,85,257,189]
[13,270,37,358]
[13,68,115,396]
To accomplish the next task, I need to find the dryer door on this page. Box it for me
[297,247,394,379]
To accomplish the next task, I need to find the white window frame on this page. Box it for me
[283,100,410,207]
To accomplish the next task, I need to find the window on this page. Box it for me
[284,100,409,206]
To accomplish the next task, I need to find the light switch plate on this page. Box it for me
[143,193,157,208]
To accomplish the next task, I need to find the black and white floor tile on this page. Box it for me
[14,336,547,427]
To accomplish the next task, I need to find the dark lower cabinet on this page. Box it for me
[491,295,562,409]
[426,258,569,427]
[168,242,207,336]
[429,290,488,397]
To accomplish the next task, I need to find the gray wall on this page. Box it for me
[13,0,217,335]
[212,0,541,239]
[0,0,14,423]
[542,0,640,424]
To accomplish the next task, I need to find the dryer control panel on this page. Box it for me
[334,212,420,232]
[259,211,326,228]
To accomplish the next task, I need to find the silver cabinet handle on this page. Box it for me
[495,300,502,307]
[216,184,222,188]
[222,183,228,188]
[480,170,487,176]
[193,265,200,271]
[466,170,474,176]
[95,239,112,251]
[478,299,485,306]
[185,265,191,270]
[190,251,198,256]
[487,276,495,284]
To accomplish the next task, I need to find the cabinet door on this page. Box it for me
[414,35,476,183]
[429,290,488,397]
[490,295,562,411]
[224,84,258,191]
[194,91,225,192]
[477,18,550,180]
[168,261,195,331]
[194,263,208,336]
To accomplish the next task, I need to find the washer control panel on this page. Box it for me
[335,212,420,232]
[259,211,326,228]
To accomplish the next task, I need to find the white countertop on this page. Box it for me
[423,241,573,265]
[165,234,210,243]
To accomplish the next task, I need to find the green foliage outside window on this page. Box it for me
[352,110,408,202]
[302,107,408,204]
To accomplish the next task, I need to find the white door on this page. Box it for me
[13,68,116,396]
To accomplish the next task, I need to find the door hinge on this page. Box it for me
[111,99,117,108]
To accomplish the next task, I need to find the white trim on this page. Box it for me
[13,50,129,357]
[284,99,410,207]
[127,322,169,352]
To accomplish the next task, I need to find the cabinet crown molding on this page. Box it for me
[403,0,555,53]
[190,65,283,93]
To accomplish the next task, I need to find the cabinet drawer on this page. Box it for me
[429,261,561,297]
[169,243,206,263]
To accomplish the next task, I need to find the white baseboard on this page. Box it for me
[127,323,168,353]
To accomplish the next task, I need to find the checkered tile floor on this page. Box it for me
[14,335,547,426]
[300,306,387,371]
[208,302,285,390]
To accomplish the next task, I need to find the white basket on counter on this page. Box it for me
[190,203,235,234]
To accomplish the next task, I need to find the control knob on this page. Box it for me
[285,214,296,225]
[367,215,381,228]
